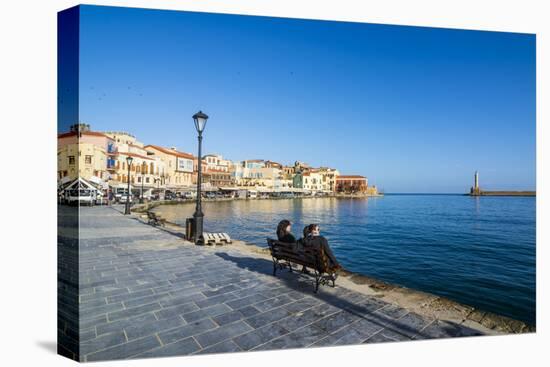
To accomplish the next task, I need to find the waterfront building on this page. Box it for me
[206,168,233,188]
[230,160,283,188]
[203,154,231,172]
[274,178,294,190]
[102,133,166,196]
[192,157,213,189]
[144,145,193,191]
[336,175,368,193]
[292,167,339,192]
[244,159,266,169]
[57,123,117,183]
[366,185,379,195]
[112,151,157,188]
[293,170,324,191]
[59,124,376,197]
[282,165,295,178]
[293,161,311,173]
[248,167,283,188]
[265,160,283,170]
[317,167,340,192]
[230,161,246,183]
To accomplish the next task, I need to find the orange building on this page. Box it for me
[335,175,368,193]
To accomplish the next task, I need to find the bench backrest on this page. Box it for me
[266,239,330,273]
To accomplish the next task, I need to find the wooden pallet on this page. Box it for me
[202,232,232,246]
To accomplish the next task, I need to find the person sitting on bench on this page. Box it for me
[297,225,312,274]
[304,224,341,271]
[297,225,310,247]
[276,219,296,243]
[276,220,309,274]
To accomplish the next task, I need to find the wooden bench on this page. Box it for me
[147,211,166,227]
[266,239,338,292]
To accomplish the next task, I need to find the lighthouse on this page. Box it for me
[470,171,481,195]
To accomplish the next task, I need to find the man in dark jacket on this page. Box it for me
[304,224,340,269]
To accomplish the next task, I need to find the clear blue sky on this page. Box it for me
[75,5,536,193]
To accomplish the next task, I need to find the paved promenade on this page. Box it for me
[61,206,483,361]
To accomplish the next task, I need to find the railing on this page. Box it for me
[107,143,118,154]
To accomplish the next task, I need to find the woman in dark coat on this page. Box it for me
[276,220,311,274]
[276,219,296,243]
[304,224,341,270]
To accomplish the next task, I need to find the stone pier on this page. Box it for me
[59,206,489,362]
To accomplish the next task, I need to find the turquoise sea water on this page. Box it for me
[155,195,536,324]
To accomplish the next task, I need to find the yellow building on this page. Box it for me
[57,124,116,183]
[230,161,283,189]
[292,167,340,192]
[144,145,195,191]
[317,167,340,192]
[103,132,166,194]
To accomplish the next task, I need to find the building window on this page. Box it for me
[85,155,92,164]
[146,177,150,183]
[68,156,75,165]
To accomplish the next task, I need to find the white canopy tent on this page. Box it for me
[61,177,104,196]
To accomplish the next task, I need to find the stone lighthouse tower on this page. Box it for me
[471,171,481,195]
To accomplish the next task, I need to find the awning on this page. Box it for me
[61,177,103,194]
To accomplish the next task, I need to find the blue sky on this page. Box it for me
[74,5,536,193]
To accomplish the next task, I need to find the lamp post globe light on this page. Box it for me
[192,110,208,244]
[125,156,133,215]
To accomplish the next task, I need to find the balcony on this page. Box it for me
[107,143,118,154]
[107,158,116,170]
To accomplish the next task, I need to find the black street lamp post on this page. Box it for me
[155,178,160,201]
[140,169,145,204]
[192,111,209,244]
[124,156,133,215]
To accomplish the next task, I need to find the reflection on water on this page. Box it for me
[155,195,536,324]
[157,198,351,246]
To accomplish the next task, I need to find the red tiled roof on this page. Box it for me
[145,145,194,159]
[336,175,366,180]
[57,131,114,140]
[117,151,153,161]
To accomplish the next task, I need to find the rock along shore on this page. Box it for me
[134,193,384,208]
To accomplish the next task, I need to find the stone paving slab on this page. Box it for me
[59,206,485,362]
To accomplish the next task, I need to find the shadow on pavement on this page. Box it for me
[215,252,484,342]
